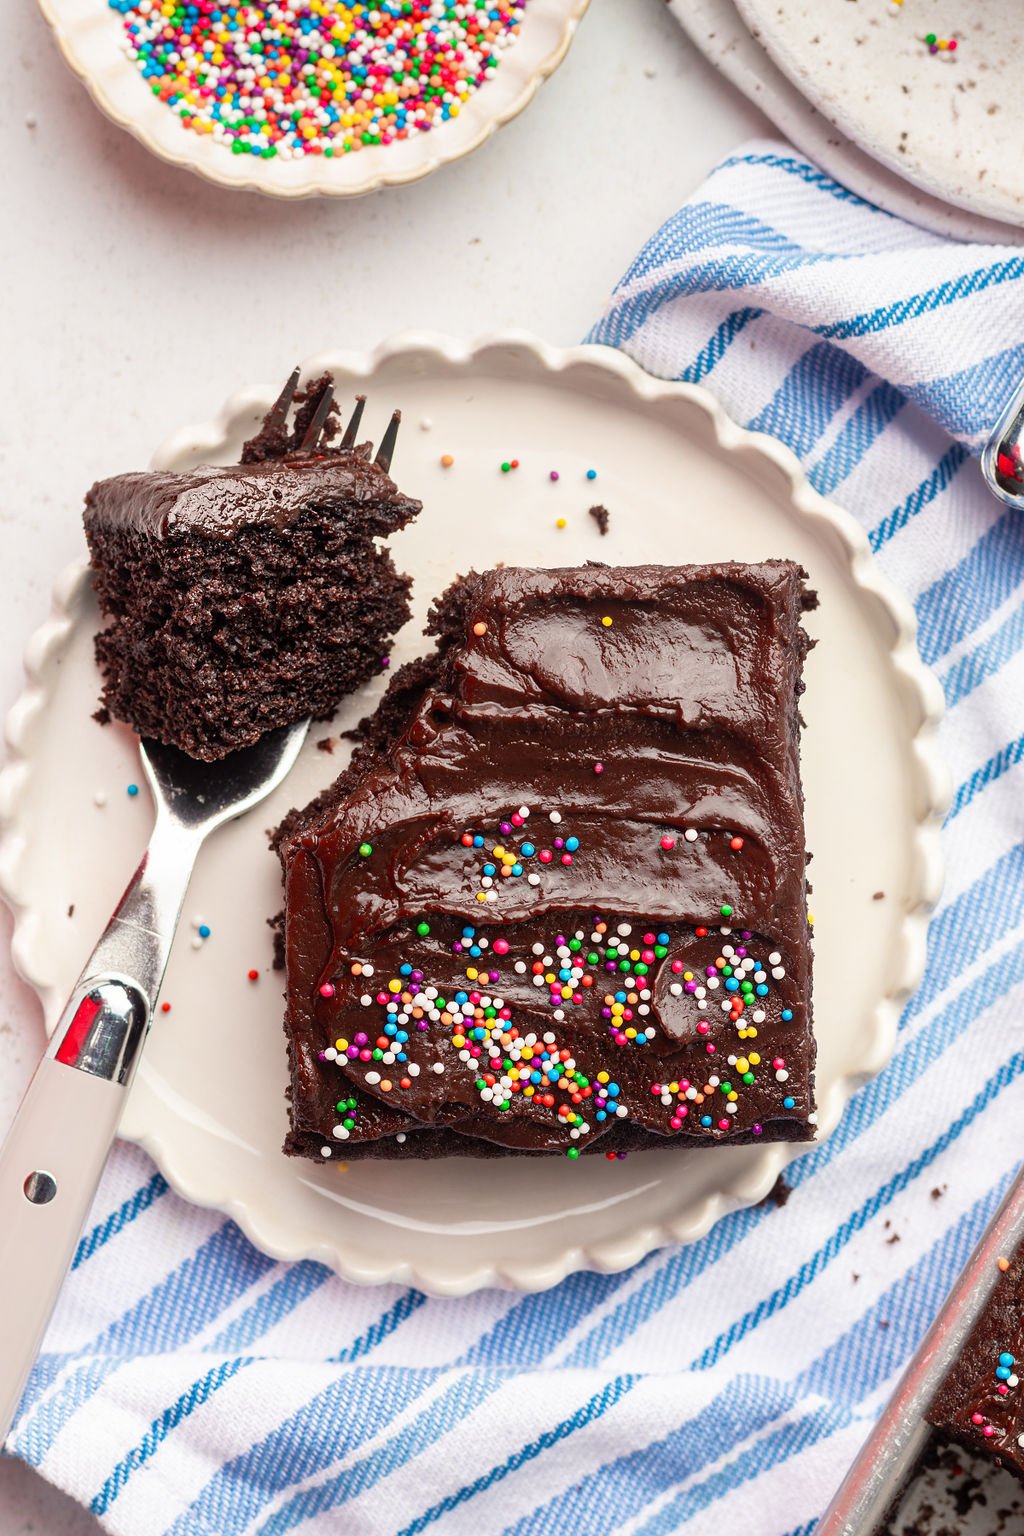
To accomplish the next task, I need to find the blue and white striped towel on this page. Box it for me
[8,139,1024,1535]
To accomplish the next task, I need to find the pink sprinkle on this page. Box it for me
[706,1043,716,1054]
[718,1118,730,1131]
[493,938,510,955]
[697,1021,710,1035]
[511,813,524,826]
[561,853,573,866]
[671,960,684,973]
[593,762,604,775]
[549,470,559,482]
[539,849,553,864]
[651,1084,662,1095]
[984,1425,995,1438]
[319,982,335,998]
[661,835,676,851]
[773,1058,785,1070]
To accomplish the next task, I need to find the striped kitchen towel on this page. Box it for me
[7,139,1024,1535]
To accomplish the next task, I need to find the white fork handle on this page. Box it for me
[0,1055,128,1445]
[0,815,201,1447]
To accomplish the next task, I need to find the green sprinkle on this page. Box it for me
[720,904,734,918]
[566,1146,580,1160]
[416,921,430,936]
[359,843,373,858]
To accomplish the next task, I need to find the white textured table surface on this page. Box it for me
[0,1,768,1529]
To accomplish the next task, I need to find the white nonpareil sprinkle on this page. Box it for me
[365,1070,381,1085]
[684,827,698,842]
[669,983,683,996]
[94,790,107,808]
[396,1133,406,1143]
[432,1062,445,1075]
[332,1124,350,1140]
[323,1047,337,1061]
[320,1146,332,1158]
[549,811,562,824]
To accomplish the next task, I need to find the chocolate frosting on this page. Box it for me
[928,1252,1024,1478]
[84,451,409,541]
[279,562,816,1156]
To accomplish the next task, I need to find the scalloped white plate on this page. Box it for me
[35,0,589,198]
[0,334,947,1295]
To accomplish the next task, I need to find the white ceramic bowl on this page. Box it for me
[36,0,590,198]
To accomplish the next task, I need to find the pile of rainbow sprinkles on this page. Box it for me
[106,0,528,157]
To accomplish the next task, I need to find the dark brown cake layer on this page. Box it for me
[927,1252,1024,1482]
[276,561,817,1161]
[84,376,421,760]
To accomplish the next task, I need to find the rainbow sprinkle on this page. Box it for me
[108,0,529,159]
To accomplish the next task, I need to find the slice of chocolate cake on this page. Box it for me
[275,561,817,1161]
[84,373,421,761]
[927,1252,1024,1482]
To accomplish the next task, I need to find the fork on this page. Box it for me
[0,386,401,1444]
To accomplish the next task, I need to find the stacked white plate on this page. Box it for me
[672,0,1024,242]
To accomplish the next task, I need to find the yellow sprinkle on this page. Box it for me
[465,967,478,980]
[556,518,567,530]
[388,979,401,994]
[597,1071,610,1084]
[625,1027,637,1039]
[336,1039,349,1052]
[476,891,488,902]
[749,1053,761,1066]
[601,615,613,627]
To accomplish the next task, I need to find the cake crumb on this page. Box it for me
[67,903,75,919]
[872,890,886,900]
[758,1173,791,1209]
[931,1185,947,1200]
[317,737,337,754]
[589,504,610,537]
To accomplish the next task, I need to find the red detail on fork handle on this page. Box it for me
[55,994,102,1066]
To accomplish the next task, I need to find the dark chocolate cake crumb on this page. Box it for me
[316,737,337,754]
[588,503,610,536]
[758,1174,792,1209]
[873,890,887,901]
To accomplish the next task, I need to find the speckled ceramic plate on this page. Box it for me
[672,0,1024,244]
[733,0,1024,228]
[35,0,589,198]
[0,334,947,1295]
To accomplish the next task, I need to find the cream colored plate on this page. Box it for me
[35,0,588,198]
[0,334,947,1295]
[672,0,1024,243]
[733,0,1024,228]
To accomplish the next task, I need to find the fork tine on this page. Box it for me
[266,367,300,434]
[374,410,401,474]
[298,383,335,453]
[340,394,367,452]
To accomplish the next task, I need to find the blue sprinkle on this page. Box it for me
[482,863,496,877]
[657,932,669,945]
[701,1115,712,1127]
[455,991,468,1005]
[399,963,412,976]
[462,925,475,938]
[781,1008,793,1021]
[596,1109,606,1121]
[606,1083,619,1097]
[586,469,597,481]
[198,923,211,939]
[997,1366,1011,1381]
[472,835,484,848]
[512,864,523,876]
[520,842,535,858]
[725,977,739,993]
[783,1096,795,1110]
[1000,1353,1016,1367]
[756,983,769,996]
[565,836,580,852]
[127,783,139,797]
